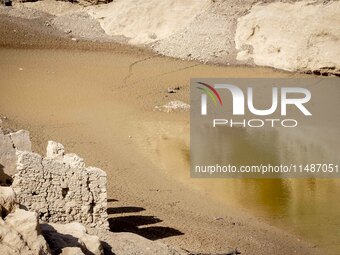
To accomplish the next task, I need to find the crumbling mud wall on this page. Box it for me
[0,129,31,186]
[12,141,109,229]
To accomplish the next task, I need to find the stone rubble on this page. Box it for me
[0,186,51,255]
[0,185,105,255]
[0,128,188,255]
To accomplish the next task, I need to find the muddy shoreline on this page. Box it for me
[0,6,328,254]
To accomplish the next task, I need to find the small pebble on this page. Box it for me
[167,86,181,93]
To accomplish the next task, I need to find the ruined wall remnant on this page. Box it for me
[0,129,31,186]
[12,141,109,230]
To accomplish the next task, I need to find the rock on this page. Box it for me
[0,131,186,255]
[95,231,187,255]
[9,130,32,152]
[0,186,16,217]
[61,247,84,255]
[41,222,103,255]
[87,0,210,44]
[13,141,109,229]
[0,217,34,255]
[167,87,181,93]
[167,87,176,93]
[0,207,51,255]
[0,129,32,185]
[5,209,50,254]
[235,1,340,75]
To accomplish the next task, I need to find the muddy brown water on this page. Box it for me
[0,49,339,254]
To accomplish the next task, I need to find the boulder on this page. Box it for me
[235,1,340,75]
[0,187,49,255]
[41,222,103,255]
[5,208,50,254]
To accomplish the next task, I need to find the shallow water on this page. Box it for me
[196,136,340,254]
[217,178,340,252]
[0,49,339,254]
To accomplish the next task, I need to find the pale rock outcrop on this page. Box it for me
[0,129,32,185]
[41,222,103,255]
[12,141,109,229]
[5,208,50,255]
[5,0,338,75]
[0,216,49,255]
[235,1,340,75]
[87,0,211,44]
[0,187,51,255]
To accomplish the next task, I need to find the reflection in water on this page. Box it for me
[222,178,340,254]
[195,126,340,254]
[274,127,340,166]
